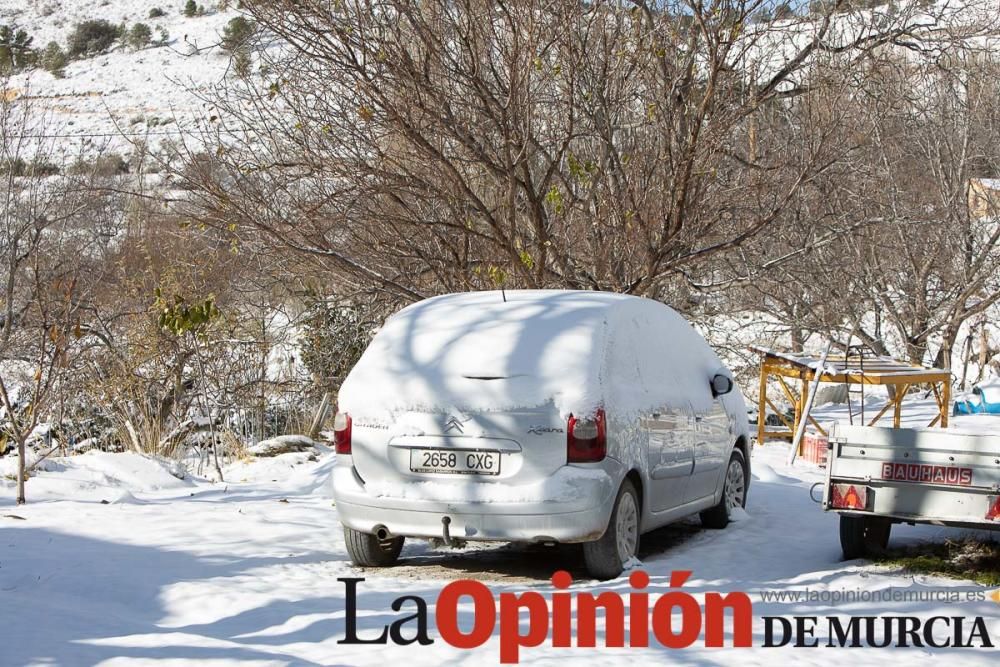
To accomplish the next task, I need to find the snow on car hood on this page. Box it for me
[338,290,744,424]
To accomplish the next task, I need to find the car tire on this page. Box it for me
[344,526,405,567]
[840,515,891,559]
[700,448,748,529]
[583,479,640,580]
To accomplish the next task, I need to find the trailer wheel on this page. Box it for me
[840,515,891,559]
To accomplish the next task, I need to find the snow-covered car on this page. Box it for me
[331,290,750,579]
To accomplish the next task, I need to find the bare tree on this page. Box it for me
[175,0,965,306]
[739,45,1000,369]
[0,84,92,503]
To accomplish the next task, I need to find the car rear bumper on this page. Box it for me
[332,459,620,543]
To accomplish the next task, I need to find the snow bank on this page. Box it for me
[974,379,1000,405]
[0,447,43,478]
[55,451,191,492]
[1,450,193,500]
[340,290,741,422]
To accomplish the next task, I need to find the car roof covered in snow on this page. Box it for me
[339,290,735,420]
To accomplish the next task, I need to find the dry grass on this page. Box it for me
[874,538,1000,586]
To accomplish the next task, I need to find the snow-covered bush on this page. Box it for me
[66,20,122,59]
[300,296,389,395]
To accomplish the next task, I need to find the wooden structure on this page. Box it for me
[753,347,951,445]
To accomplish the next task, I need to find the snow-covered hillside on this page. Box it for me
[4,0,998,164]
[1,0,240,157]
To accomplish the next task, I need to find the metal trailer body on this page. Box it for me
[822,424,1000,557]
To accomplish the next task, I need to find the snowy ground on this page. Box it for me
[2,407,999,665]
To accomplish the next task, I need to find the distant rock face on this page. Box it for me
[249,435,316,457]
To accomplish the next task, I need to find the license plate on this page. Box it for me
[409,449,501,475]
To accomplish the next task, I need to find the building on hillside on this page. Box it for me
[969,178,1000,220]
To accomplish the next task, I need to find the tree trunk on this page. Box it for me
[194,345,224,482]
[16,437,26,505]
[977,320,989,384]
[907,337,928,366]
[308,392,331,440]
[932,325,959,371]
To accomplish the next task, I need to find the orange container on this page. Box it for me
[801,431,829,467]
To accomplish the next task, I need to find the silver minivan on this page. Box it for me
[331,290,750,579]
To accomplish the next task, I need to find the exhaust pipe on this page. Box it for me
[373,524,391,541]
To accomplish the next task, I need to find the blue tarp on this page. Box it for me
[953,383,1000,415]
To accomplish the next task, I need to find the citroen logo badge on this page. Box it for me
[444,416,466,433]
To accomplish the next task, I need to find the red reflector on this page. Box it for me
[333,412,352,455]
[987,496,1000,521]
[567,408,606,463]
[831,483,868,510]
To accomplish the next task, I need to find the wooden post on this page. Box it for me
[308,391,331,440]
[792,377,803,446]
[941,380,950,428]
[757,362,768,445]
[798,375,810,455]
[892,383,909,428]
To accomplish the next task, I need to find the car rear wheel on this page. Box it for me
[583,479,639,580]
[840,515,891,559]
[344,526,405,567]
[700,448,747,529]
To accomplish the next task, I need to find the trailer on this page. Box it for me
[821,423,1000,558]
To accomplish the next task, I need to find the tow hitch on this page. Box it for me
[441,515,453,546]
[430,516,466,549]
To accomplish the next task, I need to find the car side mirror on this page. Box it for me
[711,374,734,398]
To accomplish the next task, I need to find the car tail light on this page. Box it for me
[987,496,1000,521]
[831,483,868,510]
[333,411,352,455]
[567,409,606,463]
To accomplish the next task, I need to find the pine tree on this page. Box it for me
[128,23,153,50]
[40,41,67,77]
[0,25,35,74]
[221,16,254,53]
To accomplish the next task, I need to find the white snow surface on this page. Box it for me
[1,450,192,501]
[973,379,1000,405]
[2,427,999,665]
[339,290,740,422]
